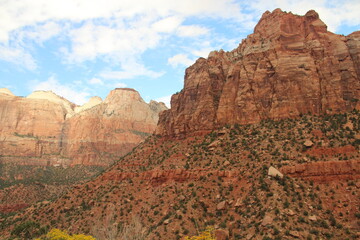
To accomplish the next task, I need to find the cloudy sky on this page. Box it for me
[0,0,359,107]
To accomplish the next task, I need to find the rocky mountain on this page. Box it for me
[1,9,359,240]
[0,88,167,166]
[156,9,360,138]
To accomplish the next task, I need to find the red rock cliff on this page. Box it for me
[0,88,167,166]
[156,9,360,137]
[62,88,167,166]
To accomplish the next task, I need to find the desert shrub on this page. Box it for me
[184,226,215,240]
[35,228,95,240]
[11,221,47,239]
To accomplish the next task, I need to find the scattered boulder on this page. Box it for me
[285,209,296,216]
[216,201,227,210]
[234,198,242,207]
[289,231,301,238]
[214,229,229,240]
[163,219,170,225]
[208,140,221,150]
[309,215,317,221]
[304,139,314,148]
[223,160,230,167]
[245,232,254,240]
[261,215,273,226]
[343,121,354,130]
[268,166,283,178]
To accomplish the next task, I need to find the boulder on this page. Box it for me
[268,166,284,178]
[216,201,227,210]
[304,140,314,148]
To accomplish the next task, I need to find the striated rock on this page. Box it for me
[268,166,283,178]
[156,9,360,138]
[62,88,167,166]
[0,88,167,166]
[27,91,76,119]
[281,160,360,181]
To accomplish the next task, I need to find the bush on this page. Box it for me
[184,226,215,240]
[11,221,47,239]
[36,228,95,240]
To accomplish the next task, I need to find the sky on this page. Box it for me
[0,0,359,108]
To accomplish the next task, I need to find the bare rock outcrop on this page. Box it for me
[62,88,167,165]
[156,9,360,137]
[281,160,360,182]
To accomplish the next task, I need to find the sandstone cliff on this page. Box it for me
[62,88,167,165]
[156,9,360,137]
[0,88,166,166]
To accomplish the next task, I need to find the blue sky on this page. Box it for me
[0,0,359,107]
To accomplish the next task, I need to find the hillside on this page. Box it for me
[1,110,359,239]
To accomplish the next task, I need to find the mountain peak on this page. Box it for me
[156,9,360,138]
[0,88,15,96]
[104,88,144,104]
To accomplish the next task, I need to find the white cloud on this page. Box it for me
[31,76,90,105]
[0,0,359,79]
[114,82,127,88]
[100,60,164,80]
[152,16,183,33]
[22,22,62,44]
[0,45,36,70]
[89,77,104,85]
[168,54,194,68]
[192,48,214,58]
[177,25,209,37]
[155,95,172,108]
[0,0,248,71]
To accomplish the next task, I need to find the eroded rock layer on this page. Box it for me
[0,88,166,166]
[156,9,360,137]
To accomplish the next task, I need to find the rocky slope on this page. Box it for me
[0,88,166,166]
[2,110,359,240]
[156,9,360,138]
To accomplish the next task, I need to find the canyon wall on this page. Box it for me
[0,88,166,166]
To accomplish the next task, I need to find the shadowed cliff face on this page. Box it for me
[0,88,167,166]
[156,9,360,138]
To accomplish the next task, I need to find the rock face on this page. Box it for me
[0,88,166,166]
[156,9,360,137]
[62,88,167,165]
[281,160,360,182]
